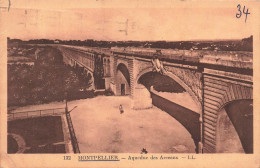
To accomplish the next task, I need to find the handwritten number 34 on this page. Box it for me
[236,4,250,23]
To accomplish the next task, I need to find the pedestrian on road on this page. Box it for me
[119,104,124,114]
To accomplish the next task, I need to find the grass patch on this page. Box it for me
[8,116,65,153]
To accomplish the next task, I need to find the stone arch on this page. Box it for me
[8,133,26,153]
[215,84,253,153]
[116,60,129,70]
[133,67,202,152]
[218,84,253,110]
[116,63,131,95]
[135,66,202,112]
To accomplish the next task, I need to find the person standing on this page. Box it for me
[119,104,124,114]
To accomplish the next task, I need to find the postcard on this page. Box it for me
[0,0,259,167]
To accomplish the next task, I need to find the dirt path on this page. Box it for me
[69,96,196,153]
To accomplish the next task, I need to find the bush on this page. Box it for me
[104,88,114,96]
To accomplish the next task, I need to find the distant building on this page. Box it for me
[54,40,60,44]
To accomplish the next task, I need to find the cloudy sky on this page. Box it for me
[1,1,255,41]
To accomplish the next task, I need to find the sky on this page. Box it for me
[1,2,254,41]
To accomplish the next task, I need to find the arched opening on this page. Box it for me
[138,72,185,92]
[134,71,201,153]
[134,67,201,112]
[75,63,79,70]
[107,59,110,76]
[87,72,94,90]
[103,59,107,76]
[116,63,130,95]
[216,99,253,153]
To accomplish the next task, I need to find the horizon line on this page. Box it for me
[8,36,253,42]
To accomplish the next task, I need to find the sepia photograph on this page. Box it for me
[0,1,259,168]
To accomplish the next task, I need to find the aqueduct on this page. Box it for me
[56,45,253,153]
